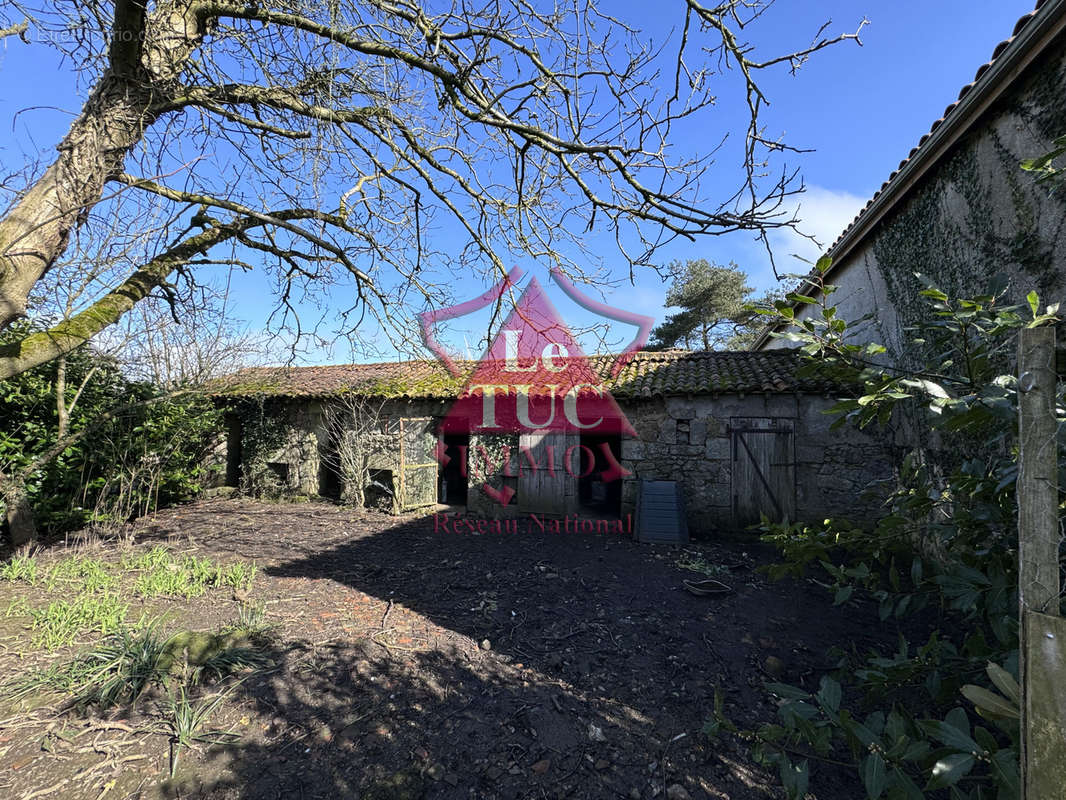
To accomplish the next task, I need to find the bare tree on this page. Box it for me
[0,1,864,379]
[320,393,394,509]
[106,291,277,389]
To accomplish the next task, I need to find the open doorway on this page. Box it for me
[438,433,469,506]
[578,434,623,517]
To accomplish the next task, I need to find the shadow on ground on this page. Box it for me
[125,499,896,800]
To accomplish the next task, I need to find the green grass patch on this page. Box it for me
[44,556,117,592]
[121,546,172,572]
[0,554,39,584]
[133,566,210,599]
[124,548,257,599]
[215,562,257,592]
[6,624,169,707]
[28,592,130,651]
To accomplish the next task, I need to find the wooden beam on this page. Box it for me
[1018,327,1060,615]
[1017,326,1063,799]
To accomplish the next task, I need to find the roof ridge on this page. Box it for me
[820,1,1048,258]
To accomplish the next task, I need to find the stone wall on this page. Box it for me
[231,391,896,532]
[617,393,895,531]
[236,397,449,504]
[763,46,1066,362]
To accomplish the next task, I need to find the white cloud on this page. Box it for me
[768,186,869,278]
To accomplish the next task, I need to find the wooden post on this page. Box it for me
[1017,326,1066,799]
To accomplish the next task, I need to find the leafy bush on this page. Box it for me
[708,267,1060,798]
[0,328,223,538]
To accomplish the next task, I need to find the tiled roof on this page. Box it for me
[607,351,832,396]
[210,350,838,400]
[756,0,1063,348]
[824,0,1055,256]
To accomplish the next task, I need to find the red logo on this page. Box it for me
[420,268,652,507]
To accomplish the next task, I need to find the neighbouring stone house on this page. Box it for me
[213,351,894,532]
[756,0,1066,360]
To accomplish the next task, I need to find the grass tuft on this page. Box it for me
[123,548,256,599]
[44,556,116,592]
[215,562,257,592]
[162,682,241,778]
[78,625,171,708]
[1,554,39,584]
[28,593,129,650]
[232,602,269,634]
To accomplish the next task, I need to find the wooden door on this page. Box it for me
[398,417,439,511]
[518,431,578,515]
[731,418,795,527]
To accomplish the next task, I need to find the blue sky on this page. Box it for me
[0,1,1041,365]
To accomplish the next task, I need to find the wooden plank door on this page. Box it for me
[518,431,578,515]
[398,417,439,511]
[731,418,795,527]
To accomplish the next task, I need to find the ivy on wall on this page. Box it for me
[231,396,292,498]
[868,48,1066,370]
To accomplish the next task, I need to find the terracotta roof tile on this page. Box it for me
[211,350,838,400]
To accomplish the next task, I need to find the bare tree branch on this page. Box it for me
[0,0,864,375]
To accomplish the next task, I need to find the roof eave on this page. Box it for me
[754,0,1066,350]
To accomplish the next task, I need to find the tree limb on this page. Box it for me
[0,209,335,379]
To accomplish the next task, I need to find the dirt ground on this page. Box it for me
[0,498,904,799]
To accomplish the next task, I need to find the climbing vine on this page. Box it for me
[230,396,292,498]
[870,48,1066,363]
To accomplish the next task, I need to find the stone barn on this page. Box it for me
[214,350,894,532]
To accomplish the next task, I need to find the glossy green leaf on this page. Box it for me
[927,754,975,790]
[862,753,887,799]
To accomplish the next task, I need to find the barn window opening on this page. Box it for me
[578,434,623,517]
[676,419,690,444]
[266,462,290,485]
[438,433,469,506]
[365,469,395,512]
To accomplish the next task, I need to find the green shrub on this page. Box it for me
[0,329,223,539]
[719,271,1057,798]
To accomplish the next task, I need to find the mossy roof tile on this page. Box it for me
[210,350,838,400]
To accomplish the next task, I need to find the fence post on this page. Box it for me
[1017,326,1065,799]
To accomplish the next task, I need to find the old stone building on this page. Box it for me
[756,0,1066,360]
[214,351,894,532]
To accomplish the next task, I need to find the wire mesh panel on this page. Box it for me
[399,417,438,511]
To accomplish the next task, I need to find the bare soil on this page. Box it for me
[0,498,902,799]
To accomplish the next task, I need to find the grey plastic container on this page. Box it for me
[635,480,689,544]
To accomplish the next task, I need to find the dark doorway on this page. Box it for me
[225,415,242,488]
[366,469,396,512]
[438,433,469,506]
[578,434,623,517]
[318,453,342,501]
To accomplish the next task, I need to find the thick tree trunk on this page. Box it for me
[0,76,158,330]
[0,1,206,332]
[3,482,37,546]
